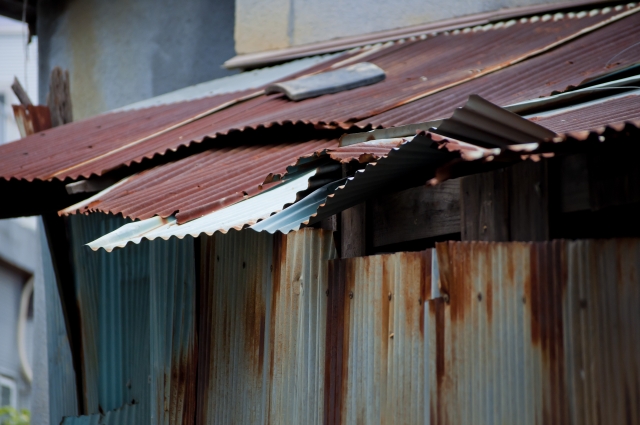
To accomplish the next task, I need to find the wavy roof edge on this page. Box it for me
[224,0,617,69]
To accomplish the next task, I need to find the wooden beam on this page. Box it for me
[341,203,367,258]
[370,179,460,247]
[11,77,32,106]
[460,167,509,241]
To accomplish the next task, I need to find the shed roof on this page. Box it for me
[0,3,637,184]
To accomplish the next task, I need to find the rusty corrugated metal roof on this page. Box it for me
[366,9,640,127]
[0,4,635,184]
[61,138,340,223]
[530,91,640,134]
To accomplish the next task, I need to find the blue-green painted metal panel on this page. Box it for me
[41,222,79,424]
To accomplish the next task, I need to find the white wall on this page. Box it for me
[235,0,576,54]
[0,16,38,144]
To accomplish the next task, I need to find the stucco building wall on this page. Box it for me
[234,0,578,54]
[37,0,237,120]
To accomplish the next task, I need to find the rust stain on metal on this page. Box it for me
[367,10,640,128]
[12,105,52,137]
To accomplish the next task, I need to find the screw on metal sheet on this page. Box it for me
[477,292,482,301]
[389,332,394,339]
[242,261,246,269]
[388,292,392,301]
[325,289,329,296]
[270,264,273,271]
[482,225,487,233]
[349,291,354,299]
[216,255,220,262]
[418,297,423,305]
[420,76,427,81]
[442,293,450,303]
[522,296,526,304]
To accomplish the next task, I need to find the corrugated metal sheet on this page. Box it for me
[41,223,79,424]
[86,168,323,251]
[61,138,340,223]
[65,213,198,425]
[428,239,640,425]
[196,228,337,424]
[149,237,197,425]
[367,9,640,127]
[530,91,640,134]
[0,4,635,184]
[68,214,151,423]
[253,133,457,233]
[325,250,437,424]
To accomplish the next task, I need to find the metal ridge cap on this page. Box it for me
[224,0,614,69]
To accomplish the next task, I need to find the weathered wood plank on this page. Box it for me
[508,160,550,242]
[460,167,509,241]
[560,153,590,213]
[370,179,460,247]
[11,77,33,106]
[341,203,367,258]
[47,67,73,127]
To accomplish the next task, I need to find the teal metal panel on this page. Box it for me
[68,214,150,423]
[41,221,79,424]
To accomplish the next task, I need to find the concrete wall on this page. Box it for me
[234,0,576,54]
[37,0,237,120]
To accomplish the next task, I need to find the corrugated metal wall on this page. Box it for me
[150,236,197,425]
[196,228,337,424]
[326,250,437,425]
[428,239,640,425]
[68,214,151,424]
[41,223,79,424]
[62,215,198,425]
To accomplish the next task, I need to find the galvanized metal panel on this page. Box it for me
[325,250,435,424]
[149,237,197,425]
[196,228,337,424]
[1,4,635,183]
[86,168,323,251]
[428,239,640,425]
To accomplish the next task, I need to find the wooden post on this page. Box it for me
[47,67,73,127]
[340,164,368,258]
[11,77,33,106]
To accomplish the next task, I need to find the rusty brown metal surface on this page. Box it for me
[429,239,640,425]
[367,9,640,127]
[1,4,634,184]
[530,92,640,134]
[325,250,436,424]
[197,228,337,424]
[12,104,52,137]
[61,138,340,223]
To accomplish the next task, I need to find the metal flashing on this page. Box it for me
[265,62,386,101]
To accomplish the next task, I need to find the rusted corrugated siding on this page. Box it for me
[325,250,436,424]
[367,10,640,127]
[149,237,197,425]
[2,5,635,183]
[428,239,640,425]
[196,228,337,424]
